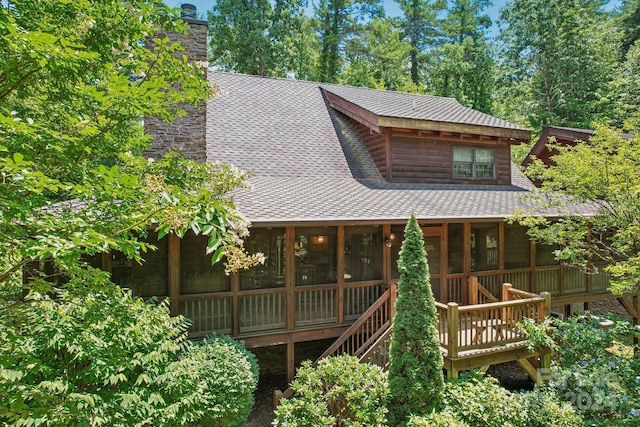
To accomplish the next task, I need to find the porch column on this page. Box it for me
[285,227,295,330]
[168,233,180,317]
[337,226,345,324]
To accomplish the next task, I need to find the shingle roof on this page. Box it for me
[206,72,563,224]
[321,84,528,131]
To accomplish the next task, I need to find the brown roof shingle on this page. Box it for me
[205,72,571,224]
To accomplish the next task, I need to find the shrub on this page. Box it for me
[273,354,388,426]
[440,377,525,427]
[388,213,444,425]
[540,315,640,421]
[407,411,469,427]
[517,388,583,427]
[172,335,259,427]
[0,286,258,426]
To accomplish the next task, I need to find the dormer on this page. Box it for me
[321,86,531,185]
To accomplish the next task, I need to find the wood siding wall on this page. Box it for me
[390,137,512,185]
[351,118,387,178]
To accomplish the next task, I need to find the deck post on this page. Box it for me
[468,276,478,305]
[633,290,639,355]
[447,302,459,359]
[542,291,551,318]
[446,302,459,379]
[390,282,397,321]
[337,226,345,324]
[501,283,513,323]
[287,341,295,382]
[501,283,513,302]
[540,291,552,382]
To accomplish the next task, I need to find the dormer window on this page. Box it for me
[453,147,495,179]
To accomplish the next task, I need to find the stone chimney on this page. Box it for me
[144,4,208,162]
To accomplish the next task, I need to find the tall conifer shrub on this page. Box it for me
[388,213,444,425]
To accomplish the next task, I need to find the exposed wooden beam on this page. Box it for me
[378,115,531,142]
[323,90,381,133]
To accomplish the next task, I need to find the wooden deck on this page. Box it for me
[275,281,553,407]
[361,282,552,381]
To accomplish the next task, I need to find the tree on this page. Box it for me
[612,40,640,120]
[516,117,640,295]
[207,0,305,77]
[388,213,444,425]
[396,0,446,85]
[619,0,640,56]
[314,0,382,83]
[498,0,621,131]
[341,17,417,91]
[427,0,494,112]
[0,0,260,423]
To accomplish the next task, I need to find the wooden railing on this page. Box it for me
[274,285,395,405]
[442,285,550,357]
[468,276,498,305]
[359,325,393,369]
[356,283,550,370]
[179,294,232,338]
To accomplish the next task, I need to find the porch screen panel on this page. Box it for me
[344,225,382,282]
[295,227,337,285]
[180,232,230,294]
[111,232,168,298]
[536,243,560,266]
[470,223,499,271]
[240,228,286,290]
[390,225,405,279]
[447,223,464,274]
[504,223,530,269]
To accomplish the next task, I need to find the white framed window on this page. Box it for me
[453,147,495,179]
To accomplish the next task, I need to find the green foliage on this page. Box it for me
[273,354,389,427]
[388,213,444,425]
[407,411,470,427]
[427,0,494,113]
[0,284,258,426]
[498,0,622,130]
[0,1,260,424]
[516,317,560,354]
[542,315,639,421]
[173,335,259,427]
[396,0,447,85]
[427,36,494,113]
[341,17,417,92]
[207,0,305,77]
[314,0,382,83]
[516,120,640,294]
[441,376,526,427]
[619,0,640,55]
[516,388,584,427]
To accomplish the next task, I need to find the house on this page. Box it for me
[522,125,634,170]
[105,6,632,382]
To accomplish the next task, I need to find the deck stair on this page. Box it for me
[274,285,395,405]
